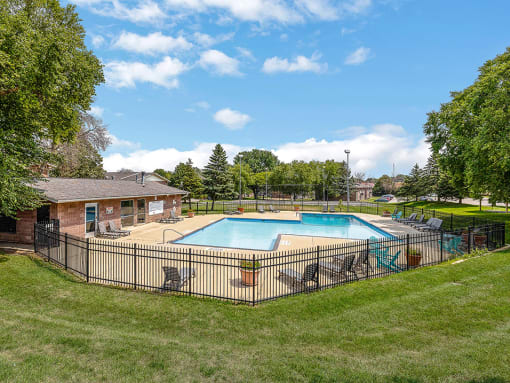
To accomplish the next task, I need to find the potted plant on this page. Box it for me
[406,247,422,266]
[294,205,300,211]
[382,210,392,217]
[238,207,244,213]
[187,210,195,218]
[240,260,261,286]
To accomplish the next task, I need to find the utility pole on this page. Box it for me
[345,149,350,212]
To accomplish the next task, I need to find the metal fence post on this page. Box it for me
[366,239,370,279]
[406,234,410,271]
[376,203,379,215]
[133,243,137,290]
[206,202,208,214]
[33,223,37,253]
[403,205,406,217]
[64,233,68,270]
[316,246,320,290]
[450,214,453,231]
[440,230,444,262]
[47,226,51,261]
[252,254,256,306]
[467,227,471,254]
[188,248,192,296]
[86,238,90,283]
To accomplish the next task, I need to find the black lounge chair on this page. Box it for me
[397,213,416,223]
[319,254,358,281]
[258,206,265,213]
[269,205,280,213]
[97,221,122,239]
[411,217,433,229]
[329,206,336,213]
[408,215,424,227]
[420,218,443,232]
[353,249,373,272]
[322,205,328,213]
[278,263,318,290]
[161,266,195,291]
[108,220,130,236]
[160,209,184,223]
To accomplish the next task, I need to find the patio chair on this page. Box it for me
[407,215,424,226]
[375,248,403,272]
[439,236,464,255]
[160,209,184,223]
[329,206,336,213]
[319,254,358,281]
[411,218,434,229]
[397,213,416,223]
[97,221,122,239]
[269,205,280,213]
[421,218,443,232]
[278,263,318,290]
[108,220,131,236]
[161,266,196,291]
[258,206,265,213]
[391,211,402,220]
[352,248,373,273]
[322,205,328,213]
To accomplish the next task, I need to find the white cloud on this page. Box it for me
[88,106,104,118]
[103,142,245,172]
[192,31,234,47]
[198,49,241,76]
[280,33,289,41]
[165,0,303,24]
[113,31,192,55]
[335,125,366,137]
[236,47,256,61]
[108,134,141,149]
[342,0,372,14]
[105,56,188,88]
[262,52,327,73]
[91,34,105,48]
[103,125,430,175]
[296,0,338,20]
[345,46,371,65]
[196,101,210,109]
[92,0,167,24]
[213,108,251,130]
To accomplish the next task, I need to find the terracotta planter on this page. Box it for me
[187,211,195,218]
[406,253,422,266]
[294,206,300,211]
[240,268,260,286]
[382,211,392,217]
[238,207,244,213]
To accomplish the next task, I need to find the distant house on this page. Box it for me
[105,171,169,185]
[0,178,187,243]
[354,182,374,201]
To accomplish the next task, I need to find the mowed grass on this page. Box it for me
[1,251,510,382]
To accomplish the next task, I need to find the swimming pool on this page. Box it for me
[173,213,393,250]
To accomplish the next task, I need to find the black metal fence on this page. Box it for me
[34,218,506,305]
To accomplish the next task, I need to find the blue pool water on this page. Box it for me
[173,213,393,250]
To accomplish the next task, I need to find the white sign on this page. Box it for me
[148,200,164,216]
[105,207,113,215]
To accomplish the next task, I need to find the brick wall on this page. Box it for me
[1,194,183,243]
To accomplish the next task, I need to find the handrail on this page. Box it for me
[162,228,183,244]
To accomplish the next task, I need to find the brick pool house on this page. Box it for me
[0,178,187,244]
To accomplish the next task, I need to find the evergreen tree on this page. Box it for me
[399,164,425,201]
[202,145,235,209]
[423,154,440,200]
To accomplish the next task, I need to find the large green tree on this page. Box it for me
[170,159,203,206]
[233,149,279,173]
[0,0,103,217]
[202,144,235,209]
[425,47,510,209]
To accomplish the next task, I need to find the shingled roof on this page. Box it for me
[34,178,187,203]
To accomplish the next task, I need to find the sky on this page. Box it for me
[70,0,510,177]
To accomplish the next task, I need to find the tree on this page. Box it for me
[170,159,202,206]
[373,175,392,196]
[0,0,103,217]
[233,149,279,173]
[425,47,510,209]
[229,163,253,199]
[249,171,270,199]
[202,145,235,209]
[398,164,426,201]
[50,113,110,178]
[154,168,172,182]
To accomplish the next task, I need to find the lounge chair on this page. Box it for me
[391,211,402,220]
[439,236,464,255]
[407,215,424,226]
[353,248,373,272]
[278,263,318,290]
[411,218,434,229]
[269,205,280,213]
[108,220,130,236]
[97,221,122,239]
[375,248,403,272]
[397,213,416,223]
[421,218,443,232]
[322,205,328,213]
[258,206,265,213]
[319,254,358,281]
[329,206,336,213]
[160,209,184,223]
[161,266,195,291]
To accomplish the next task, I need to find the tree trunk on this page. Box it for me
[506,202,508,213]
[211,198,215,211]
[479,198,482,211]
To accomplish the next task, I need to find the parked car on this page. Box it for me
[418,196,434,201]
[375,197,390,202]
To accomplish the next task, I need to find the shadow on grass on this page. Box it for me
[29,256,82,283]
[0,256,8,263]
[468,378,508,383]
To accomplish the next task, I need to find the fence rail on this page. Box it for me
[34,214,506,305]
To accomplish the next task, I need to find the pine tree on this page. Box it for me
[202,145,235,209]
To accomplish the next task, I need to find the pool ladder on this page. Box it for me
[162,228,184,244]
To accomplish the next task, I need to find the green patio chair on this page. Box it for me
[375,249,403,272]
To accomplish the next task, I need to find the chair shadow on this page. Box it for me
[229,278,250,289]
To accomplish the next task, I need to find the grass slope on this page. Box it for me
[1,252,509,382]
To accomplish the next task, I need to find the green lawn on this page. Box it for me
[1,251,510,382]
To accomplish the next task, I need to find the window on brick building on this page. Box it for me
[0,215,16,233]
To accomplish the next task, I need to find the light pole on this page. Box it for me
[265,168,268,200]
[344,149,350,212]
[239,154,243,206]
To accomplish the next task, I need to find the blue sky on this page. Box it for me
[70,0,510,177]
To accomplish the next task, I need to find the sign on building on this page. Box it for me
[148,200,164,215]
[105,207,113,215]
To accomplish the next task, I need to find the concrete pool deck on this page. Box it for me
[104,211,420,253]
